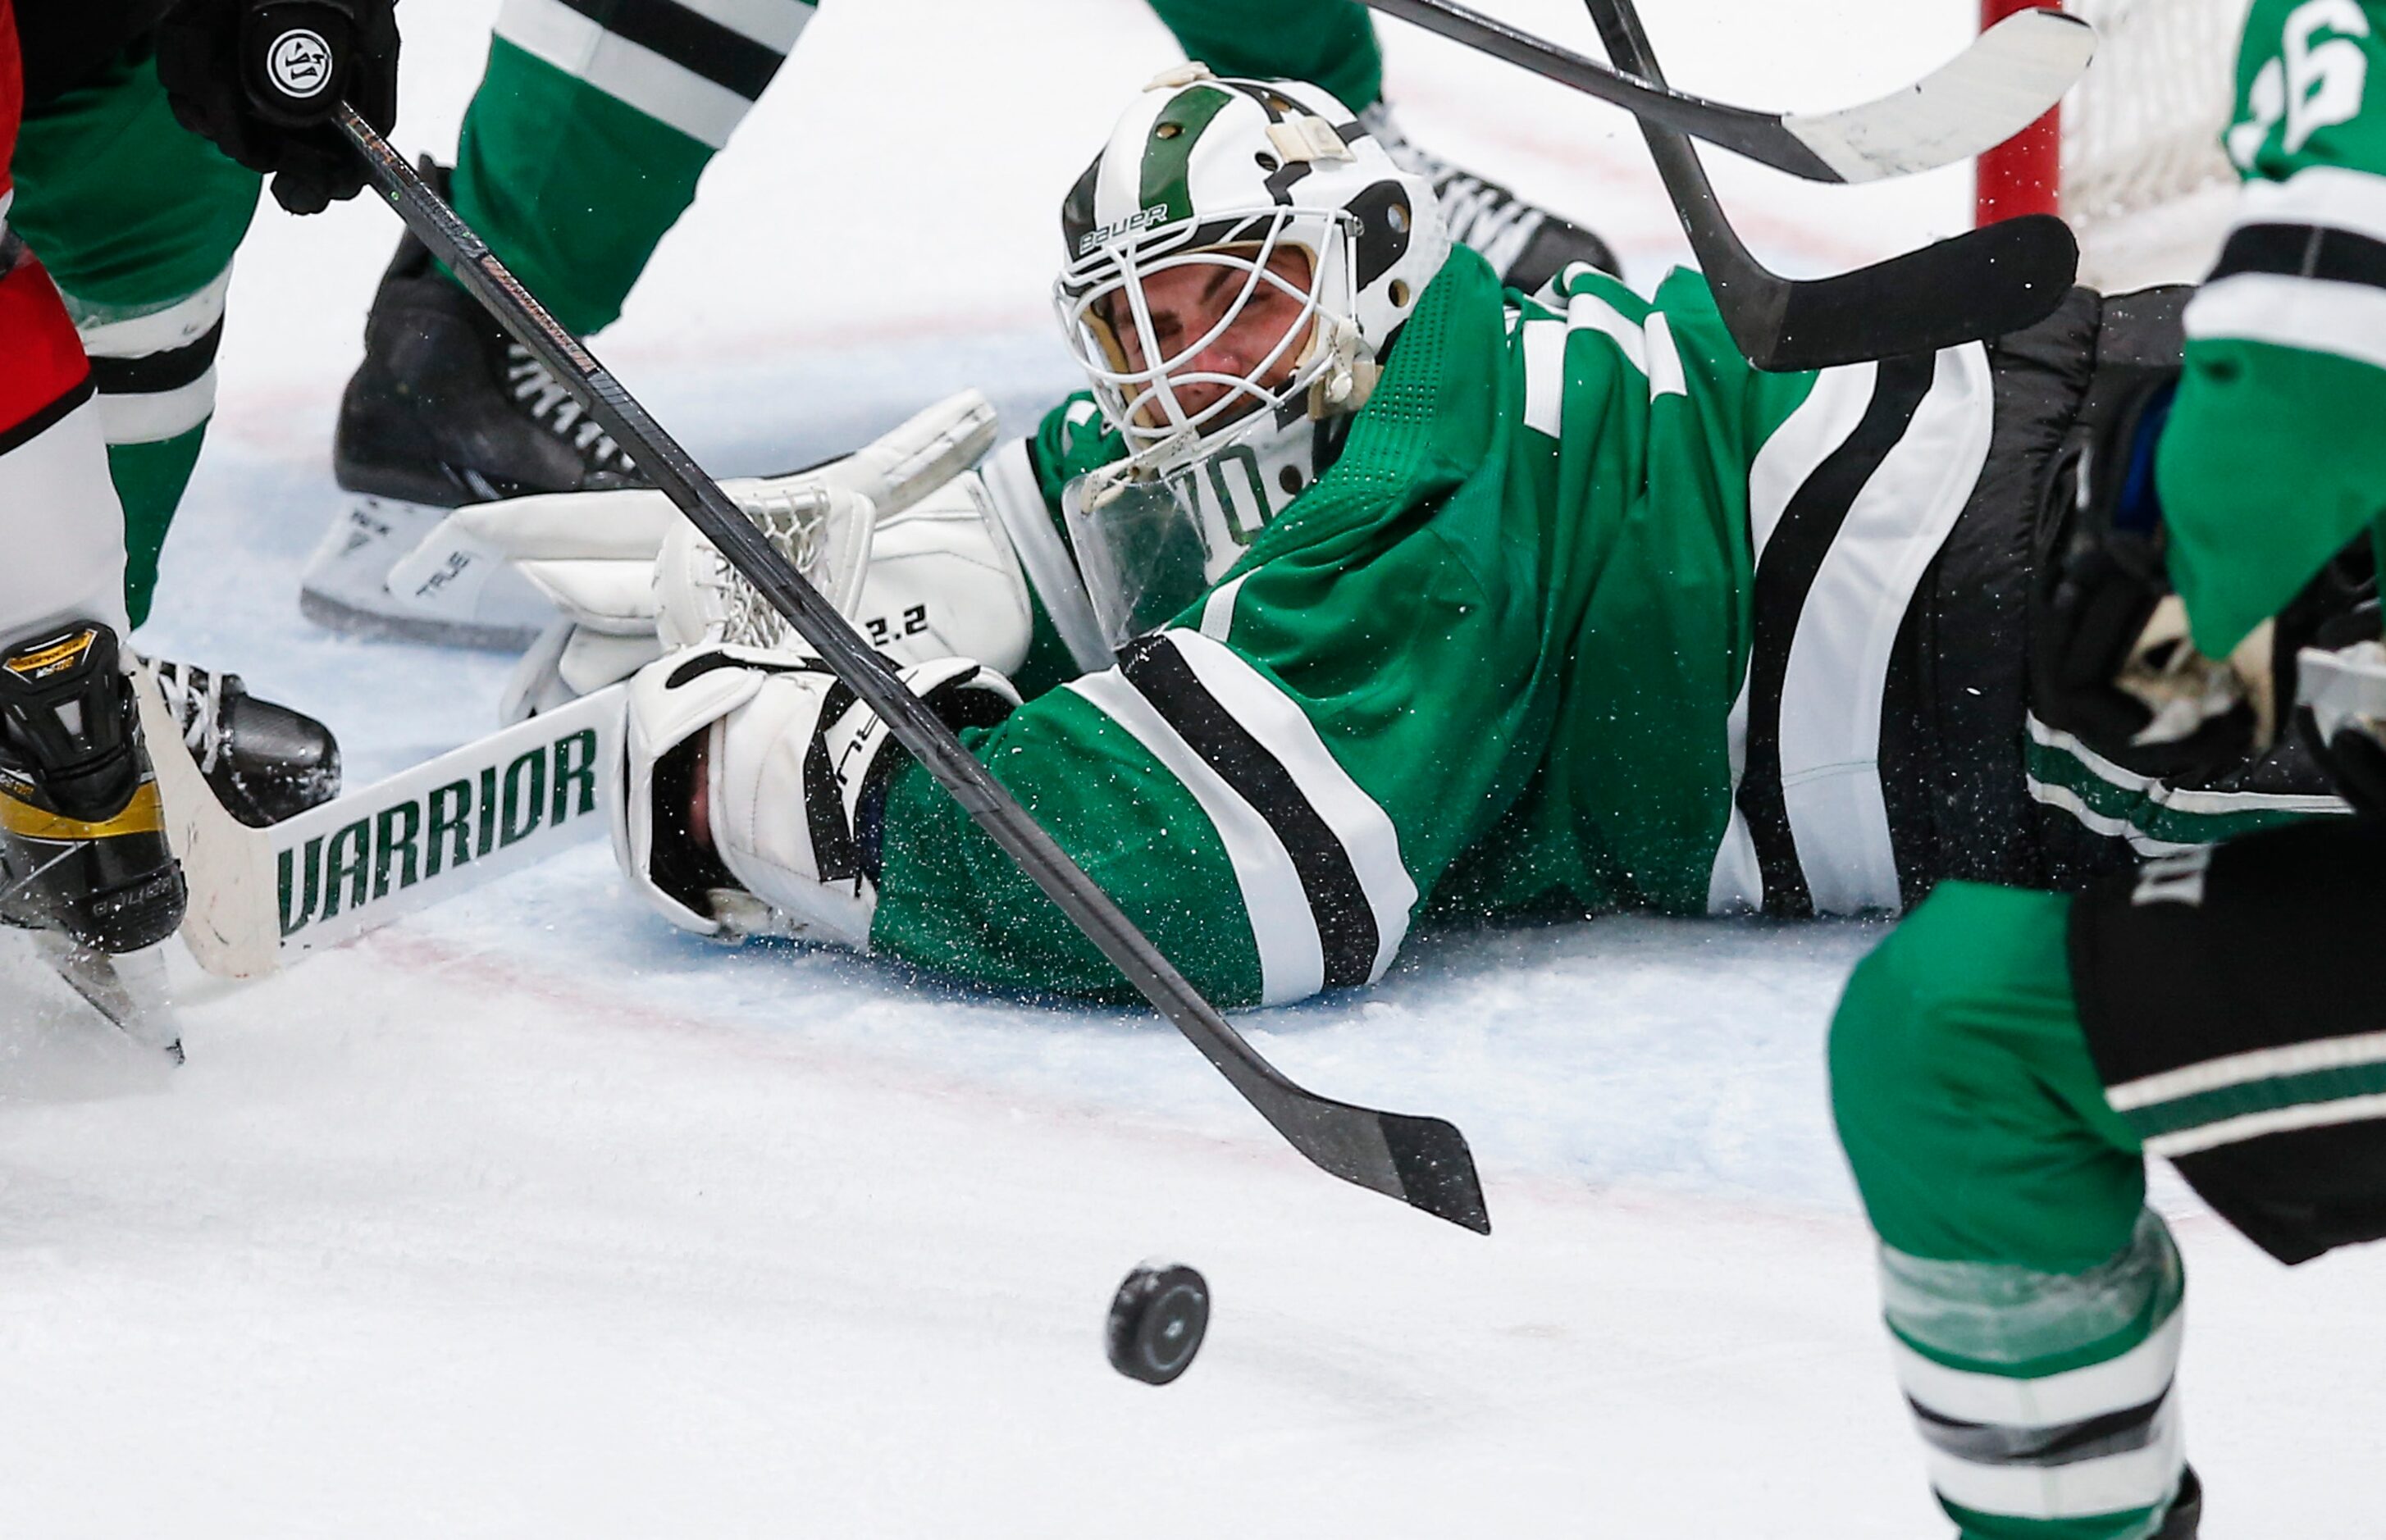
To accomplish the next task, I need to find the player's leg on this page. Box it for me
[1831,882,2195,1540]
[5,35,341,829]
[6,44,259,627]
[452,0,814,339]
[310,0,816,645]
[1147,0,1382,115]
[0,9,187,955]
[1145,0,1617,293]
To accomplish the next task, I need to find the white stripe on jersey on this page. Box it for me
[2229,163,2386,247]
[2146,1091,2386,1157]
[1198,572,1252,641]
[2185,269,2386,372]
[1746,362,1877,563]
[1516,285,1686,438]
[2026,714,2347,817]
[1708,362,1873,914]
[495,0,755,148]
[1065,669,1325,1004]
[1165,631,1417,982]
[2107,1027,2386,1112]
[1780,343,1991,914]
[2022,779,2201,857]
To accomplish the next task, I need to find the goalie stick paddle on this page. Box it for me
[332,108,1492,1237]
[1577,0,2079,370]
[1357,0,2092,184]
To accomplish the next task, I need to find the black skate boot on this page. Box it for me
[0,624,186,955]
[2152,1466,2202,1538]
[1360,103,1622,294]
[307,159,645,650]
[144,658,340,827]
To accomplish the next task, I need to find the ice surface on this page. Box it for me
[2,0,2379,1533]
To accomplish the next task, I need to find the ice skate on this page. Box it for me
[0,625,189,1059]
[304,161,645,650]
[141,657,340,827]
[0,624,186,955]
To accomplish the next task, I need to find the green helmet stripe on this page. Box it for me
[1138,86,1236,227]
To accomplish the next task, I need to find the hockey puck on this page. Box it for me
[1106,1262,1208,1385]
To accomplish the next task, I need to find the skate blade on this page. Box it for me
[299,495,549,652]
[26,931,184,1063]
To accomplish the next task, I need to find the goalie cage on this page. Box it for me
[1977,0,2257,292]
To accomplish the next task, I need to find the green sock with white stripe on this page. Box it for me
[1830,882,2194,1538]
[1884,1214,2188,1540]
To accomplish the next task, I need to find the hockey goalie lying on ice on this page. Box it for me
[411,71,2359,1008]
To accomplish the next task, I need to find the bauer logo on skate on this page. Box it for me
[276,726,603,936]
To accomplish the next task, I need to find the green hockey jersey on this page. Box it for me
[862,248,2015,1006]
[2158,0,2386,654]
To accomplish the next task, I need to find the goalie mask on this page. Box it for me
[1052,70,1448,646]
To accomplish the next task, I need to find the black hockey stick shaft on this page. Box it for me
[1362,0,1844,177]
[335,108,1490,1236]
[1579,0,2076,370]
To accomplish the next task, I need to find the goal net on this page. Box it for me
[1980,0,2256,289]
[2066,0,2255,285]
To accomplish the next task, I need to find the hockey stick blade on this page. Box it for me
[1358,0,2089,184]
[139,663,627,981]
[1581,0,2075,370]
[335,109,1492,1236]
[1782,11,2093,182]
[1750,213,2078,370]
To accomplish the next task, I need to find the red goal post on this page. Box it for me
[1975,0,2063,221]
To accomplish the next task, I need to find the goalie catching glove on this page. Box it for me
[391,390,1061,721]
[614,645,1020,946]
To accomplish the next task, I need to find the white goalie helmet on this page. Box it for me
[1052,69,1450,644]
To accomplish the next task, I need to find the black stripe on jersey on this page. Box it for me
[0,376,97,458]
[1120,635,1379,989]
[550,0,788,98]
[1909,1389,2170,1468]
[88,319,225,398]
[2210,221,2386,291]
[1737,353,1936,918]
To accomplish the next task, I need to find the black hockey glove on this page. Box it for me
[156,0,399,215]
[2031,371,2272,781]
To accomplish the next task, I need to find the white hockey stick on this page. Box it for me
[139,667,624,979]
[1357,0,2092,183]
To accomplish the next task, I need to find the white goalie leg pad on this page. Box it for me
[705,654,1021,950]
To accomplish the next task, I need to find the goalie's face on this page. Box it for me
[1060,211,1341,462]
[1095,243,1317,434]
